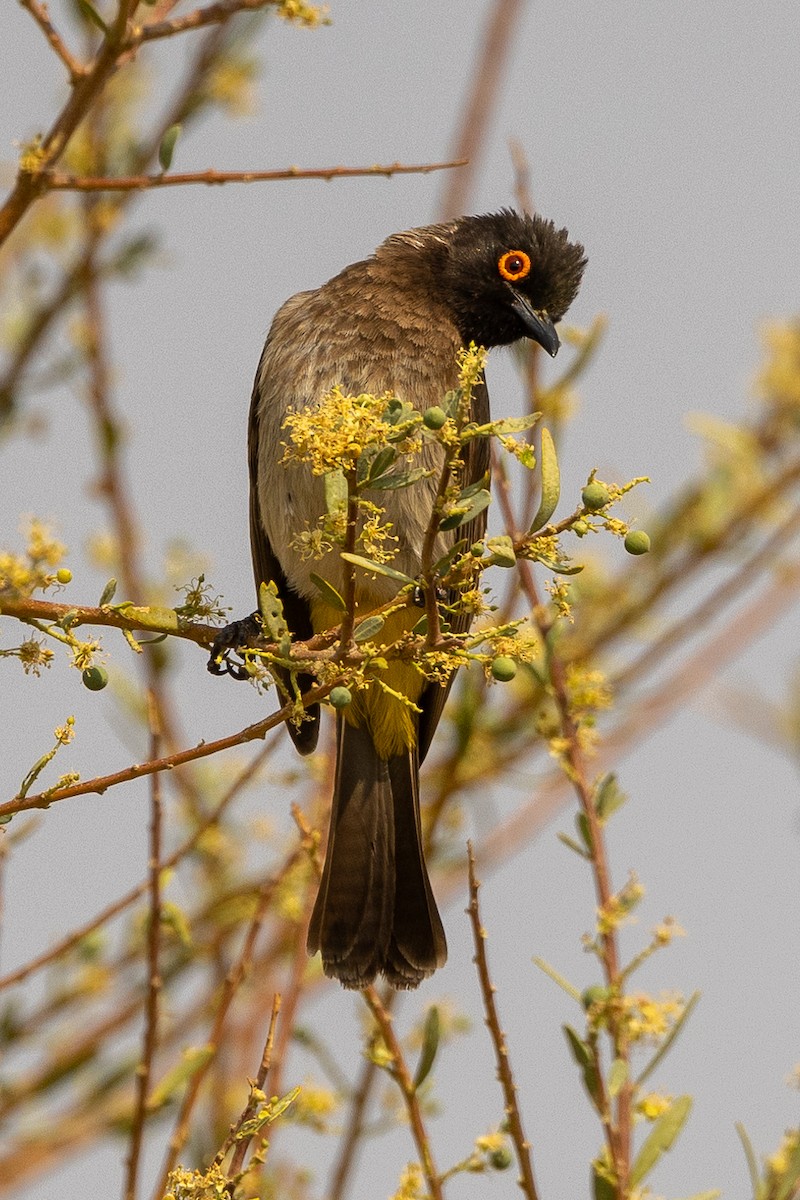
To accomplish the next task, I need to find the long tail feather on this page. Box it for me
[307,718,446,988]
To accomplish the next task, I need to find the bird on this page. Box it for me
[217,209,586,989]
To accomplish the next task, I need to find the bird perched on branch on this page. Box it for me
[214,209,586,989]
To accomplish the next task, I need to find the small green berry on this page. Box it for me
[624,530,651,555]
[582,481,611,512]
[423,406,447,430]
[329,686,352,709]
[489,1147,513,1171]
[572,519,589,537]
[470,541,485,557]
[56,567,72,584]
[490,656,517,682]
[82,665,108,691]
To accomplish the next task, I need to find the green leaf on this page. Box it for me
[432,538,467,578]
[412,1005,440,1089]
[324,468,348,514]
[77,0,108,32]
[457,472,491,502]
[439,488,490,531]
[556,831,590,859]
[353,614,385,643]
[531,552,583,575]
[158,124,181,172]
[563,1026,603,1111]
[595,773,628,823]
[340,552,414,585]
[630,1095,693,1187]
[98,577,117,606]
[309,573,347,613]
[636,991,700,1086]
[735,1122,761,1198]
[607,1057,627,1097]
[470,413,541,437]
[485,534,516,568]
[368,466,431,491]
[532,958,581,1002]
[592,1165,617,1200]
[366,446,397,482]
[258,581,291,656]
[576,811,594,853]
[563,1024,592,1066]
[148,1045,214,1110]
[529,426,560,531]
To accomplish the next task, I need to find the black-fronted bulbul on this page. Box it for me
[224,209,585,989]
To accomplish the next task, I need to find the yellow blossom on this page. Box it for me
[652,917,686,946]
[390,1162,424,1200]
[636,1091,672,1120]
[597,874,645,935]
[620,992,684,1044]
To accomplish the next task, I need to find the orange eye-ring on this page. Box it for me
[498,249,531,282]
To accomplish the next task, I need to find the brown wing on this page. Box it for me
[248,364,320,754]
[417,374,491,763]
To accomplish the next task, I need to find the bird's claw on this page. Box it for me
[207,612,262,680]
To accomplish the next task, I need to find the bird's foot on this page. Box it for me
[207,612,263,680]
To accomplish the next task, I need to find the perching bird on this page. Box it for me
[218,210,585,989]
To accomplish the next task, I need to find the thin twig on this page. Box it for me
[327,1052,383,1200]
[223,993,282,1181]
[124,693,165,1200]
[0,685,328,818]
[136,0,301,41]
[0,732,279,992]
[466,842,539,1200]
[153,868,279,1196]
[362,987,444,1200]
[18,0,86,79]
[44,159,468,191]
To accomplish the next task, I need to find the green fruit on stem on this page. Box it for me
[581,481,611,512]
[624,530,651,555]
[423,406,447,430]
[329,686,352,709]
[490,656,517,682]
[82,666,108,691]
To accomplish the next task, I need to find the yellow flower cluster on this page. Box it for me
[636,1091,673,1120]
[619,992,684,1044]
[596,874,644,935]
[0,518,67,597]
[277,0,331,26]
[162,1163,230,1200]
[390,1162,424,1200]
[282,388,417,475]
[290,1080,338,1130]
[765,1128,800,1183]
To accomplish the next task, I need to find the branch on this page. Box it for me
[43,159,468,191]
[466,843,539,1200]
[362,988,444,1200]
[0,683,332,819]
[18,0,86,80]
[0,593,216,646]
[124,694,164,1200]
[136,0,302,41]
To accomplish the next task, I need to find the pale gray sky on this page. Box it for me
[2,3,799,1197]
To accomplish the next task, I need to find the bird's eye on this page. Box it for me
[498,250,531,282]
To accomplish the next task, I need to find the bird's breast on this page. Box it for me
[254,285,463,604]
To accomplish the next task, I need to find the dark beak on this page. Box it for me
[507,288,560,356]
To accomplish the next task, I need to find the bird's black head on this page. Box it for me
[440,209,586,355]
